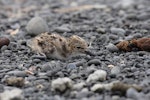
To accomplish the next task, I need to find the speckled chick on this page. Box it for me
[27,32,88,60]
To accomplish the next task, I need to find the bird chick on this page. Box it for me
[27,32,88,60]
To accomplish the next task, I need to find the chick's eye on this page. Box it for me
[76,46,82,49]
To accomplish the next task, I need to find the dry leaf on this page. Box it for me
[7,29,19,35]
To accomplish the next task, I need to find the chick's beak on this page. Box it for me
[84,48,95,56]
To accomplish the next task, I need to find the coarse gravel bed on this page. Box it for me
[0,0,150,100]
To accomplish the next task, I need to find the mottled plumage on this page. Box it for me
[27,32,88,60]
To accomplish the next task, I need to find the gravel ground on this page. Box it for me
[0,0,150,100]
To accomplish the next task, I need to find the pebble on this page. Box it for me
[96,27,106,34]
[55,71,64,77]
[110,27,125,37]
[31,55,46,60]
[137,13,150,21]
[0,88,23,100]
[66,63,77,71]
[110,66,120,76]
[26,17,49,36]
[76,88,90,99]
[0,84,4,92]
[54,26,71,33]
[32,59,41,63]
[146,69,150,75]
[0,37,10,49]
[73,82,86,91]
[86,69,107,83]
[51,77,73,92]
[7,71,27,77]
[126,88,139,99]
[109,34,119,40]
[105,43,119,52]
[87,59,101,66]
[112,95,120,100]
[0,45,8,52]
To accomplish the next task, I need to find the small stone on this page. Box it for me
[76,88,90,99]
[66,63,77,71]
[1,45,8,52]
[109,34,119,40]
[87,59,101,66]
[31,55,46,60]
[4,77,25,87]
[137,13,150,21]
[105,43,119,52]
[0,84,4,92]
[96,27,106,34]
[51,77,73,92]
[26,17,49,36]
[73,82,86,91]
[110,27,125,37]
[126,88,139,99]
[7,71,27,77]
[55,71,64,77]
[91,83,112,92]
[54,26,71,33]
[86,69,107,83]
[110,66,120,76]
[146,69,150,75]
[0,37,10,49]
[32,59,41,63]
[112,95,120,100]
[0,88,23,100]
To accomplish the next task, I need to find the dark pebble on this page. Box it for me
[87,59,101,66]
[0,84,4,92]
[31,55,46,60]
[32,59,41,63]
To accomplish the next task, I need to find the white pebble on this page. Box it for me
[0,88,22,100]
[73,82,86,90]
[91,83,113,92]
[51,77,73,92]
[86,70,107,83]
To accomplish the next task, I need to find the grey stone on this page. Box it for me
[51,77,73,92]
[110,27,126,37]
[86,70,107,82]
[110,66,120,76]
[105,43,119,52]
[54,26,71,33]
[7,71,27,77]
[87,59,101,66]
[126,88,139,99]
[0,88,23,100]
[26,17,49,36]
[66,63,77,71]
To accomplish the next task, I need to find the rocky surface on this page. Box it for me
[0,0,150,100]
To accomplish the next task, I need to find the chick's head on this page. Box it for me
[68,35,88,53]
